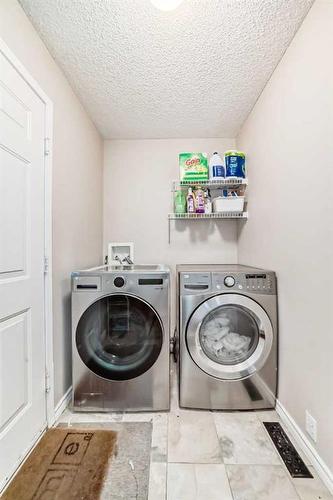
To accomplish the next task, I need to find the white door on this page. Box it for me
[0,50,47,490]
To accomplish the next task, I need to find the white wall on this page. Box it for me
[104,139,238,324]
[0,0,104,406]
[104,139,238,263]
[237,0,333,472]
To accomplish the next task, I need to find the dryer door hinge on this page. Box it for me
[44,137,51,156]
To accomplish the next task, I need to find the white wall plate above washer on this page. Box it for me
[108,242,134,266]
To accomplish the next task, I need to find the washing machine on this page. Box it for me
[71,264,170,411]
[178,264,278,410]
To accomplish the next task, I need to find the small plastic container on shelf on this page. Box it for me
[213,195,245,213]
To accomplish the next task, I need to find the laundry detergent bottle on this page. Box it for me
[225,150,246,178]
[209,152,225,180]
[195,186,205,213]
[204,189,212,214]
[186,187,195,213]
[174,189,186,214]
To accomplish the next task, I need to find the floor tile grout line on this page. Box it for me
[226,463,303,469]
[165,408,169,499]
[166,367,177,499]
[224,465,236,500]
[211,411,225,465]
[289,476,303,500]
[168,460,234,465]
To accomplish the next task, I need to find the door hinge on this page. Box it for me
[44,137,51,156]
[45,370,51,394]
[44,256,49,274]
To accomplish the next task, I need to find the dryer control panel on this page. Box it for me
[212,272,276,294]
[180,271,276,295]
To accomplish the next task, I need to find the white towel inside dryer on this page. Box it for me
[200,313,251,363]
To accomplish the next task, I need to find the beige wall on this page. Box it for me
[103,139,238,325]
[237,0,333,472]
[0,0,104,406]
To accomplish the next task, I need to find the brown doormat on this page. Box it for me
[1,427,117,500]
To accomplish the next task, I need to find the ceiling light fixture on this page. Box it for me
[150,0,183,11]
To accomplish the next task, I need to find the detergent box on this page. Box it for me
[179,153,209,182]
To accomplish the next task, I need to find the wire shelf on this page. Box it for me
[168,178,248,242]
[168,212,248,220]
[172,178,248,190]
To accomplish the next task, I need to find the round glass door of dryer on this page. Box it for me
[76,294,163,381]
[186,294,273,380]
[199,305,259,366]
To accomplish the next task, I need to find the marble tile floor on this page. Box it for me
[57,372,332,500]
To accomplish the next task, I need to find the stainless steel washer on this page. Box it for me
[71,264,170,411]
[177,264,278,410]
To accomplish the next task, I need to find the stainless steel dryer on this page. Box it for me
[177,264,278,410]
[72,265,170,412]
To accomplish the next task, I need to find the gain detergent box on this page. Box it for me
[179,153,208,182]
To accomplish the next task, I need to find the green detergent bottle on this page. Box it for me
[174,190,186,214]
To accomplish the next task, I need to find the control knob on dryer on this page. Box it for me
[224,276,235,288]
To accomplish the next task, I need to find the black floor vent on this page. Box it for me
[263,422,313,478]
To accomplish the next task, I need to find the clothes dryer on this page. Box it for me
[178,264,277,410]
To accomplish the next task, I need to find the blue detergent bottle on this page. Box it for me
[225,150,246,178]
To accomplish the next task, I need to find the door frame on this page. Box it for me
[0,38,55,427]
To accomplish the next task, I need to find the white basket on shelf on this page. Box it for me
[212,196,245,213]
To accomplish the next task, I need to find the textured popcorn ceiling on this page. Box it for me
[19,0,314,139]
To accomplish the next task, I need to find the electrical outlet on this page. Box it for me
[305,410,317,442]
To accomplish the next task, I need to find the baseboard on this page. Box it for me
[276,399,333,494]
[53,386,72,422]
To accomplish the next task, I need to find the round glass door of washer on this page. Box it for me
[186,294,273,380]
[76,294,163,381]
